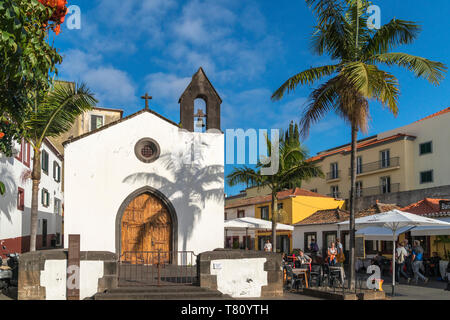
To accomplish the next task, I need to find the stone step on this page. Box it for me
[106,285,211,294]
[94,289,226,300]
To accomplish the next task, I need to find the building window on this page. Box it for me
[17,187,25,211]
[381,176,391,194]
[419,141,432,155]
[41,150,49,175]
[331,185,339,198]
[356,181,363,197]
[134,138,161,163]
[261,206,269,220]
[330,162,339,179]
[90,115,104,131]
[224,212,227,220]
[304,232,317,252]
[237,210,245,218]
[380,150,390,168]
[41,188,50,207]
[15,139,30,167]
[54,198,61,215]
[310,189,318,193]
[365,240,379,255]
[53,161,61,183]
[420,170,433,184]
[277,203,283,210]
[356,156,362,174]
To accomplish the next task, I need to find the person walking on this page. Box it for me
[395,242,410,284]
[411,240,428,285]
[403,239,413,278]
[309,238,319,256]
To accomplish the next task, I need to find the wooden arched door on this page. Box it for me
[121,193,172,264]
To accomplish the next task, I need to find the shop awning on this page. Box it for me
[356,226,413,241]
[410,217,450,236]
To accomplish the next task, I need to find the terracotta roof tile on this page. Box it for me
[294,202,399,226]
[414,107,450,123]
[401,198,450,217]
[307,134,415,162]
[225,188,332,209]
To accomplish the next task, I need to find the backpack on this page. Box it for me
[397,248,405,264]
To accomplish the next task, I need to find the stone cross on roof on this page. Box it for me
[141,93,152,110]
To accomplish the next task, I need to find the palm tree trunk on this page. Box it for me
[271,191,277,253]
[348,123,358,289]
[30,148,41,252]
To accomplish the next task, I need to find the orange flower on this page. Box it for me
[0,132,5,139]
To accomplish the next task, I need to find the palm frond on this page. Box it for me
[272,65,339,101]
[363,19,420,57]
[299,76,340,138]
[226,166,265,188]
[368,52,447,85]
[26,82,97,145]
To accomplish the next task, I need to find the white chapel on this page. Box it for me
[63,68,225,262]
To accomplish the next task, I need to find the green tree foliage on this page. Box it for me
[227,129,322,252]
[0,0,62,156]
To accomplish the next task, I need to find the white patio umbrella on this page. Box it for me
[338,209,450,296]
[224,217,294,249]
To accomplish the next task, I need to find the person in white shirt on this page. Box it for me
[395,242,410,284]
[264,239,272,252]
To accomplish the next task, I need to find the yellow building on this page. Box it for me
[225,188,344,253]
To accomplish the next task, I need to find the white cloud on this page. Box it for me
[60,50,136,107]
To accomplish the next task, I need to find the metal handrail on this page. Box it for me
[326,170,341,180]
[348,157,400,176]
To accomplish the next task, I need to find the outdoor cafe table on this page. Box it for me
[292,268,309,288]
[329,266,345,285]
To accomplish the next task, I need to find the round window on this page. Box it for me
[135,138,160,163]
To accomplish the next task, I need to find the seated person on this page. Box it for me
[327,242,337,266]
[297,250,312,269]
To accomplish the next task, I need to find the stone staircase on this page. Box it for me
[94,285,231,300]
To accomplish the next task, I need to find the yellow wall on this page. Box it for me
[254,195,345,226]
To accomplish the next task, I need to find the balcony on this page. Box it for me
[355,183,400,198]
[327,192,341,199]
[326,170,341,181]
[349,157,400,177]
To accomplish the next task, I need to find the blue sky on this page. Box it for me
[54,0,450,196]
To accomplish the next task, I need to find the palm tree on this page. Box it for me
[227,129,323,252]
[25,82,97,251]
[272,0,446,287]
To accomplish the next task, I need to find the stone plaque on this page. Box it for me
[67,234,80,300]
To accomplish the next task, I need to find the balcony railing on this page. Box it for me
[326,170,341,181]
[349,157,400,176]
[327,192,341,198]
[354,183,400,198]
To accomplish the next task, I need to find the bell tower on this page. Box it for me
[179,67,222,132]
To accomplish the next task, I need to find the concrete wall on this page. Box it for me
[197,249,283,298]
[355,184,450,210]
[18,250,117,300]
[0,140,63,255]
[64,111,224,255]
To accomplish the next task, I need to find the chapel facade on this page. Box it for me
[63,68,225,263]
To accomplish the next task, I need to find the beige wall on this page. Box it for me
[379,111,450,191]
[48,108,122,155]
[302,137,416,200]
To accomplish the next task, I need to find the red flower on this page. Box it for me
[0,132,5,139]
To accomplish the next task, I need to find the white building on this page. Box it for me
[63,68,225,261]
[224,202,256,249]
[0,138,63,255]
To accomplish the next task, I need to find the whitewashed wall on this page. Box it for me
[224,205,256,245]
[64,111,224,255]
[40,259,104,300]
[210,258,268,298]
[0,140,63,251]
[293,224,350,252]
